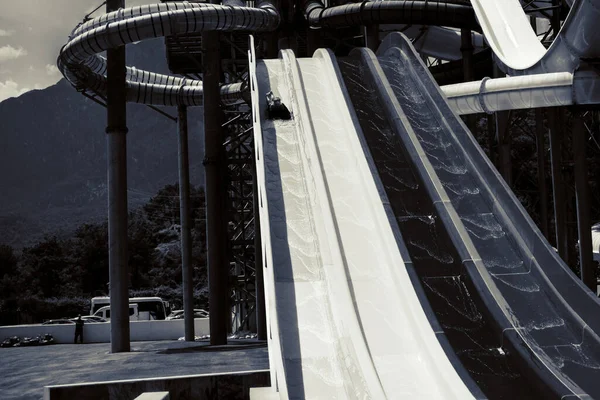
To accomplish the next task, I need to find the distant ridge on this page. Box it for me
[0,39,204,247]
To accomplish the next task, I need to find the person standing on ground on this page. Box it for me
[74,315,84,344]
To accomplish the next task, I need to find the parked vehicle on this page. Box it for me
[90,296,168,320]
[166,309,209,320]
[42,319,75,325]
[69,315,107,323]
[93,304,141,321]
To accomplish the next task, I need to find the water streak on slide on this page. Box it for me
[250,41,475,399]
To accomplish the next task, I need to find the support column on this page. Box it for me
[535,109,550,238]
[203,29,229,345]
[572,111,595,291]
[496,110,512,186]
[253,162,266,341]
[106,0,130,354]
[549,108,568,261]
[461,29,476,132]
[364,25,380,51]
[307,28,321,57]
[178,106,195,341]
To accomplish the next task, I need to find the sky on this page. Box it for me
[0,0,148,102]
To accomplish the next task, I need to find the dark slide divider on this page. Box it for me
[339,32,600,399]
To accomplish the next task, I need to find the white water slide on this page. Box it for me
[249,42,475,399]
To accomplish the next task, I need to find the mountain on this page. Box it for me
[0,39,204,248]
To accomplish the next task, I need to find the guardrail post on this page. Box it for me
[106,0,130,353]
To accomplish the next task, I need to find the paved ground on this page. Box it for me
[0,339,269,400]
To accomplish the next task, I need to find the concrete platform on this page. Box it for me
[0,339,269,400]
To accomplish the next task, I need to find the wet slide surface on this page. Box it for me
[337,33,600,398]
[338,56,538,400]
[252,45,476,398]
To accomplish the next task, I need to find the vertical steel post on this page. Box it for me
[253,162,266,340]
[203,29,229,345]
[496,110,512,186]
[364,25,380,51]
[552,0,562,40]
[572,111,595,291]
[549,108,568,260]
[535,109,550,238]
[178,105,195,341]
[106,0,130,353]
[461,29,476,132]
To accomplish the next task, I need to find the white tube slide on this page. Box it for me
[58,1,280,106]
[470,0,600,75]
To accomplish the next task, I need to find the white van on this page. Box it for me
[90,296,168,320]
[94,304,141,321]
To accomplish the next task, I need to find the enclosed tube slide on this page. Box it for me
[250,36,476,399]
[302,0,479,31]
[58,1,280,106]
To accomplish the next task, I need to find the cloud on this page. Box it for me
[45,64,60,76]
[0,29,14,37]
[0,45,27,62]
[0,80,29,102]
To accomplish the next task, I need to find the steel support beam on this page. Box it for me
[178,105,195,341]
[496,110,512,186]
[535,109,550,238]
[364,25,380,51]
[461,28,476,132]
[572,111,595,291]
[203,29,229,345]
[549,108,568,261]
[106,0,130,353]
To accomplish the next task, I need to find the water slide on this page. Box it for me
[342,32,600,398]
[56,1,600,398]
[249,38,476,399]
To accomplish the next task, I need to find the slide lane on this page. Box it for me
[351,32,600,398]
[251,42,475,398]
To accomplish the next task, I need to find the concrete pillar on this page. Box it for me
[202,29,229,345]
[106,0,130,354]
[548,108,568,261]
[572,111,595,291]
[178,106,195,341]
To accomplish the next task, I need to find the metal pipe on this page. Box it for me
[178,105,195,342]
[106,0,130,354]
[203,28,228,346]
[549,108,568,260]
[572,111,595,291]
[441,72,574,115]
